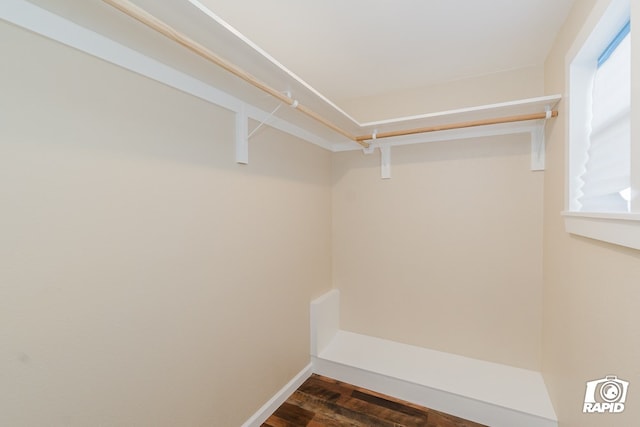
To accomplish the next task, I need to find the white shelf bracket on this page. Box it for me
[531,124,545,171]
[530,106,550,171]
[248,103,284,139]
[236,101,285,165]
[235,104,248,164]
[380,144,391,179]
[362,130,377,154]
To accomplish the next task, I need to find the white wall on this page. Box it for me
[542,1,640,426]
[0,22,331,427]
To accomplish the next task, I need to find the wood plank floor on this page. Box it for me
[262,374,488,427]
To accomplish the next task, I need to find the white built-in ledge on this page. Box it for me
[310,290,557,427]
[562,211,640,250]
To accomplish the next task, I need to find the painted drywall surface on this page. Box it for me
[332,132,544,370]
[542,0,640,426]
[0,22,331,427]
[338,65,544,122]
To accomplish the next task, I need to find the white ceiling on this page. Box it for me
[197,0,575,104]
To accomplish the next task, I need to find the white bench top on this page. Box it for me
[318,330,557,422]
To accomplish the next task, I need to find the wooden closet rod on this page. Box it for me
[355,111,558,142]
[102,0,365,146]
[103,0,558,149]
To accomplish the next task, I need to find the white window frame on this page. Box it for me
[563,0,640,250]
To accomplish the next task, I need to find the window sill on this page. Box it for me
[562,211,640,250]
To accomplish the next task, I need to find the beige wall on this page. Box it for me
[5,1,639,426]
[338,65,544,122]
[332,56,545,371]
[0,23,331,427]
[542,1,640,426]
[332,133,544,370]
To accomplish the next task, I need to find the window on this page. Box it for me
[564,0,640,250]
[578,20,630,212]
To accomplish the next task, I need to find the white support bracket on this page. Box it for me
[362,130,377,154]
[235,104,248,164]
[362,132,391,179]
[530,106,551,171]
[380,144,391,179]
[248,103,283,139]
[531,124,545,171]
[237,101,287,164]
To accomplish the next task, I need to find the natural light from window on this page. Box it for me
[578,21,630,212]
[563,0,638,251]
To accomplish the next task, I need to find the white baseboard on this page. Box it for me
[241,363,313,427]
[245,289,558,427]
[241,355,555,427]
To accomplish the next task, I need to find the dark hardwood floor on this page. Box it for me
[262,374,487,427]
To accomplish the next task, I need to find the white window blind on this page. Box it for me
[578,26,630,212]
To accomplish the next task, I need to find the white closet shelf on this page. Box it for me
[334,94,561,152]
[2,0,560,173]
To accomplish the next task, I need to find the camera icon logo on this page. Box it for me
[583,375,629,413]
